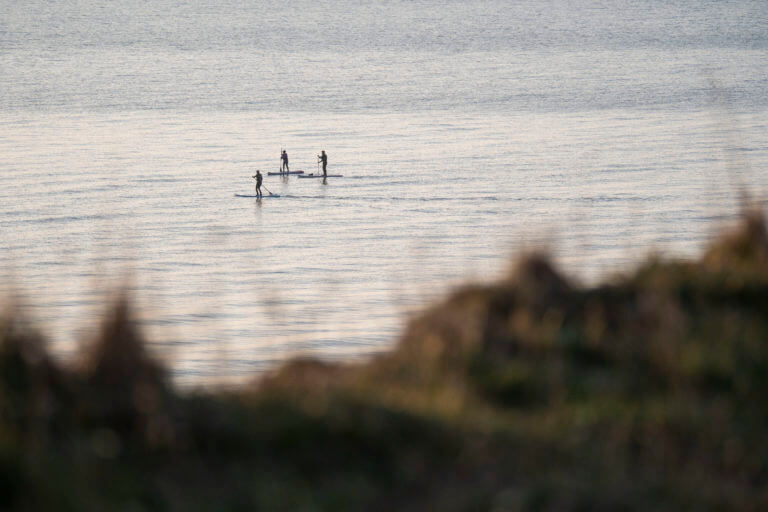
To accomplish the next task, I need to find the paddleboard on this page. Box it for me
[234,193,281,198]
[267,170,304,176]
[297,173,343,178]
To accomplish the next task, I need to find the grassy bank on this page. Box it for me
[2,211,768,510]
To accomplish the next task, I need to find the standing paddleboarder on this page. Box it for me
[317,150,327,177]
[252,170,263,198]
[281,150,290,173]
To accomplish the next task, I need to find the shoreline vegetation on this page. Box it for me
[3,210,768,510]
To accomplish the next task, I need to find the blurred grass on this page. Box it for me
[3,210,768,510]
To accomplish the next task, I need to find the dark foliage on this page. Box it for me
[2,211,768,510]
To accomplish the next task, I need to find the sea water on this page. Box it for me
[2,0,767,386]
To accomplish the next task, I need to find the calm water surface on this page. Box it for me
[2,0,767,385]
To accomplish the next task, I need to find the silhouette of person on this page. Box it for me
[318,150,327,177]
[252,170,263,198]
[281,150,289,173]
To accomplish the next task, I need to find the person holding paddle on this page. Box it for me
[317,150,327,177]
[280,150,290,173]
[252,170,263,198]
